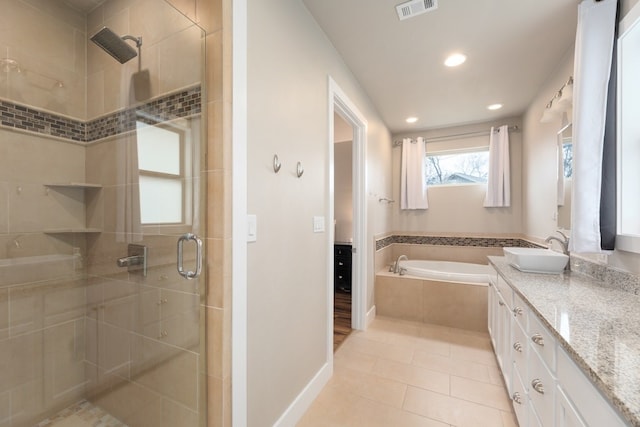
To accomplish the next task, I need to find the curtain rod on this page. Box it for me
[392,125,519,147]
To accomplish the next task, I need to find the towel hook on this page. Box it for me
[273,154,281,173]
[296,161,304,178]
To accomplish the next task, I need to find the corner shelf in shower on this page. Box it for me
[44,228,103,234]
[44,183,103,189]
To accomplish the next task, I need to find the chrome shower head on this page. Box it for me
[90,27,141,64]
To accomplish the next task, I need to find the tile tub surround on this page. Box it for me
[375,271,488,332]
[489,256,640,426]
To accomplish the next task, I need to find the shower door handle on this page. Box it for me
[177,233,203,279]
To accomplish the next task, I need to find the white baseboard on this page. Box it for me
[366,305,376,327]
[273,361,332,427]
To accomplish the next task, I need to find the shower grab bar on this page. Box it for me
[177,233,203,280]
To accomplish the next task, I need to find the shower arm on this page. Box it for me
[121,35,143,70]
[121,35,142,49]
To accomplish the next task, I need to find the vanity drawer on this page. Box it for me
[528,312,556,372]
[528,349,555,427]
[512,292,528,330]
[512,320,528,375]
[497,276,513,307]
[511,367,529,427]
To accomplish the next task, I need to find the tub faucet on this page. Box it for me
[545,231,569,255]
[393,255,408,274]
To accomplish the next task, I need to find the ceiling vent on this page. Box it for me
[396,0,438,21]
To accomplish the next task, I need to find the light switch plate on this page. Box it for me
[313,216,325,233]
[247,214,257,242]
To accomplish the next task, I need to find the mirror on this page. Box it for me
[617,2,640,253]
[557,123,573,230]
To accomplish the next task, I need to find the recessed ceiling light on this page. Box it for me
[487,104,503,110]
[406,117,418,123]
[444,53,466,67]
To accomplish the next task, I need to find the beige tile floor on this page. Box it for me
[299,316,518,427]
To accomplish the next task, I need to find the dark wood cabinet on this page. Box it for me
[334,244,352,292]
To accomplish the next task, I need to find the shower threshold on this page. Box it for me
[36,400,126,427]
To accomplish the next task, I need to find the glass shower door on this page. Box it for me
[0,1,207,426]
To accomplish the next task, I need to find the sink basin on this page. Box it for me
[503,247,569,274]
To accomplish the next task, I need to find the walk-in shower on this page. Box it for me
[0,1,207,426]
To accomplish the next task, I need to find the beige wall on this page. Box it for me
[391,118,523,235]
[334,141,353,243]
[246,0,393,424]
[522,49,574,242]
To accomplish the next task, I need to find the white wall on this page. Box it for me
[391,118,523,235]
[246,0,393,424]
[522,48,574,242]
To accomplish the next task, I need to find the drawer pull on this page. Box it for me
[531,379,545,394]
[513,306,523,316]
[512,392,523,405]
[498,300,505,306]
[531,334,545,346]
[513,342,523,352]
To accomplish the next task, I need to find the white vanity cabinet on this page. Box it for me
[488,272,513,395]
[488,270,630,427]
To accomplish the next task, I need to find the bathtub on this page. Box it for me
[399,260,492,285]
[375,259,491,332]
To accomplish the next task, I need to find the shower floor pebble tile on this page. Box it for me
[298,316,518,427]
[37,400,126,427]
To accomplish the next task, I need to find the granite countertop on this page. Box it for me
[488,256,640,426]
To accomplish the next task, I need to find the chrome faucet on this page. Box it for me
[545,231,569,255]
[393,255,408,274]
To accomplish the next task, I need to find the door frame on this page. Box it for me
[327,77,368,362]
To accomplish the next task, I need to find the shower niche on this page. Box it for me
[43,183,104,234]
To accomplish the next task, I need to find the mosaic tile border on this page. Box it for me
[0,85,201,143]
[375,235,542,251]
[0,100,86,141]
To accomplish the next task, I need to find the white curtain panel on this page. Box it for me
[569,0,617,253]
[484,125,511,207]
[400,137,428,210]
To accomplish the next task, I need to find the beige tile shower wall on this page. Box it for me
[198,0,232,423]
[0,129,87,259]
[86,0,204,119]
[0,277,88,426]
[0,0,86,119]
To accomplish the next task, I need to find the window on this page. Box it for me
[425,148,489,186]
[136,121,186,224]
[562,143,573,178]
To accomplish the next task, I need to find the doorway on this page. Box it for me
[333,113,354,350]
[327,77,368,361]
